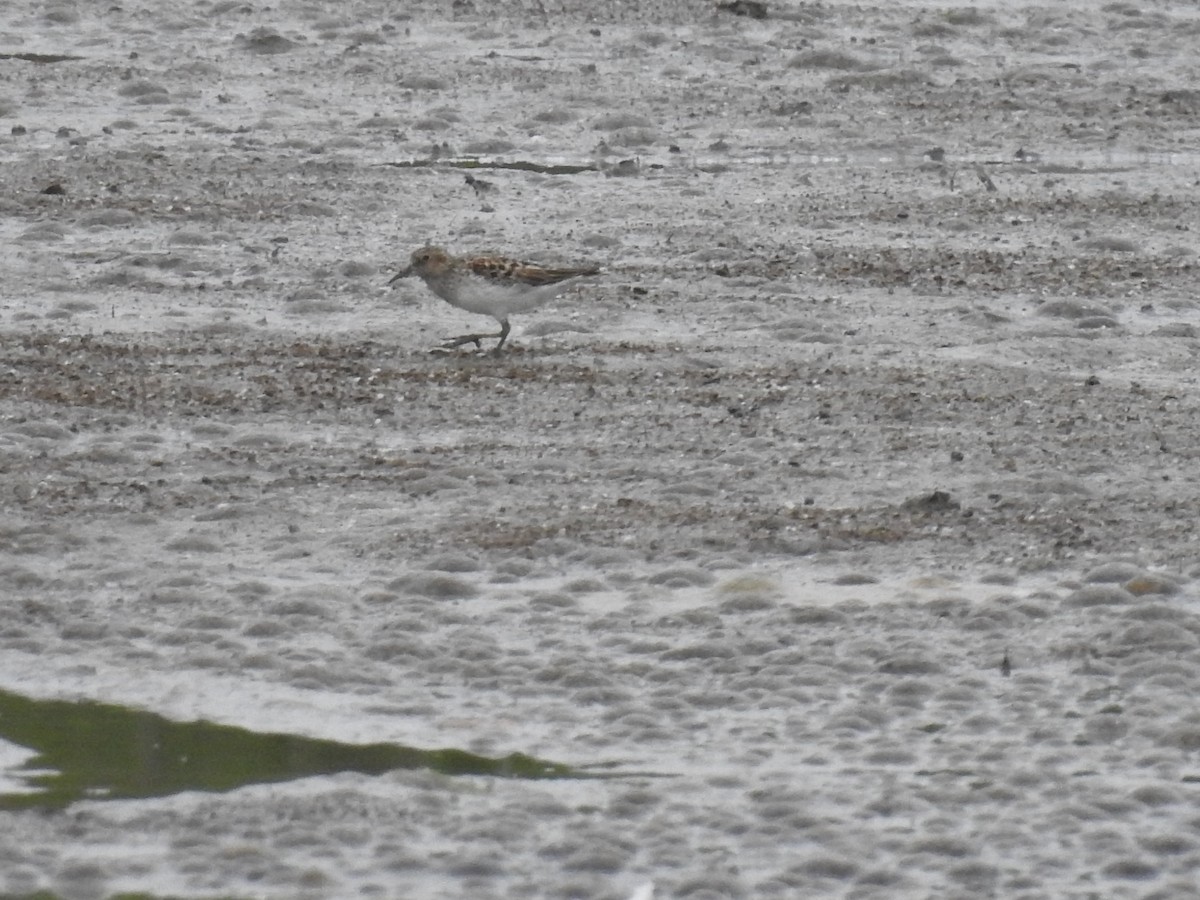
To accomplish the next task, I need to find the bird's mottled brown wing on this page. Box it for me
[467,255,599,287]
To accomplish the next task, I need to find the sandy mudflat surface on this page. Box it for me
[3,0,1200,897]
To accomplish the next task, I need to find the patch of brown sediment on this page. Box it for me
[2,326,1194,574]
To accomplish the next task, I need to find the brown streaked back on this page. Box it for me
[467,255,600,287]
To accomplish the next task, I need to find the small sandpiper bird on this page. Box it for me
[389,245,599,354]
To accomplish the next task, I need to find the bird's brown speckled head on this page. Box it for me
[388,246,452,284]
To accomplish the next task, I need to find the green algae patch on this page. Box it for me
[0,688,574,810]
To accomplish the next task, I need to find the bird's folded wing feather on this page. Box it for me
[468,256,598,286]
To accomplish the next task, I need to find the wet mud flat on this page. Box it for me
[2,0,1200,897]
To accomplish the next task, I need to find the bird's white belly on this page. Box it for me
[432,279,569,319]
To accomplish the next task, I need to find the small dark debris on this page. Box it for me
[774,100,812,116]
[40,182,66,195]
[904,490,959,512]
[1160,89,1200,109]
[0,52,83,64]
[975,166,998,192]
[1000,649,1011,677]
[465,173,495,196]
[717,0,768,19]
[238,28,297,55]
[1085,374,1100,387]
[924,146,945,162]
[949,450,963,463]
[605,158,640,178]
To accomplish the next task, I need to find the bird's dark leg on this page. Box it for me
[440,333,490,350]
[491,319,511,356]
[440,319,509,353]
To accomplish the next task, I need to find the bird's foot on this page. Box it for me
[439,333,494,350]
